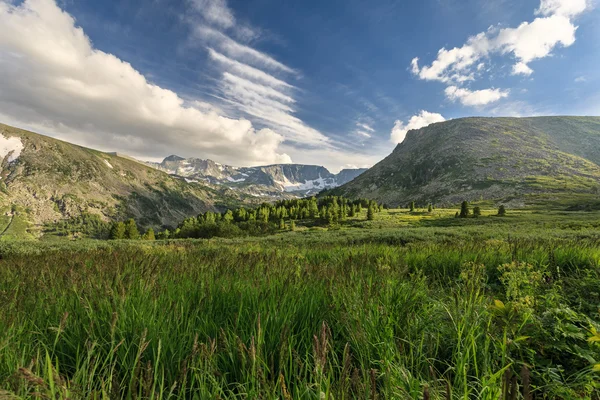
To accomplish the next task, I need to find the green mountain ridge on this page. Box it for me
[331,116,600,207]
[0,123,246,237]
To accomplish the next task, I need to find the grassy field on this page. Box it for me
[1,208,600,399]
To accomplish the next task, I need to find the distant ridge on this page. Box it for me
[148,157,367,199]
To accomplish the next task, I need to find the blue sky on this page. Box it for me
[0,0,598,171]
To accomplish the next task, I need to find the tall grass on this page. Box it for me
[1,232,599,399]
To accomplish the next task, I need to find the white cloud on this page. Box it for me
[356,122,375,132]
[0,0,291,166]
[512,62,534,76]
[194,14,330,150]
[390,111,446,144]
[354,122,374,139]
[495,15,578,65]
[195,26,296,74]
[445,86,509,106]
[536,0,588,18]
[190,0,235,29]
[574,76,587,83]
[411,0,590,99]
[208,48,293,88]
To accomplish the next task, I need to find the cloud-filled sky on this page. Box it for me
[0,0,598,171]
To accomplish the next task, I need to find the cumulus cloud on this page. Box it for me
[445,86,510,106]
[411,0,590,105]
[0,0,292,166]
[390,111,446,144]
[412,0,588,83]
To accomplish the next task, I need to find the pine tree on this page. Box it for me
[459,201,469,218]
[290,220,296,231]
[327,207,336,226]
[143,228,156,240]
[349,205,356,217]
[473,206,481,218]
[279,218,286,230]
[428,204,433,213]
[410,201,415,212]
[367,206,375,221]
[124,219,140,239]
[109,221,126,240]
[498,205,506,216]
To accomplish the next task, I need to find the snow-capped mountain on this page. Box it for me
[149,156,367,198]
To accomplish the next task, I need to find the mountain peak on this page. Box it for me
[332,116,600,207]
[163,155,186,163]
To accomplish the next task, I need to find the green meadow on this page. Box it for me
[1,207,600,399]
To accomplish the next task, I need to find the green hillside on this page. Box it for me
[332,116,600,207]
[0,123,246,237]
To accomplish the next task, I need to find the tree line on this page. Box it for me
[105,198,507,240]
[108,196,383,240]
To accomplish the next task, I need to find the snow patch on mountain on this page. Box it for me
[0,134,24,162]
[148,155,368,199]
[277,175,332,193]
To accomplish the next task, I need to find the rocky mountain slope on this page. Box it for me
[0,123,247,234]
[149,157,367,198]
[331,116,600,207]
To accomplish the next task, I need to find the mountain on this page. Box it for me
[331,116,600,208]
[0,123,248,235]
[149,157,367,198]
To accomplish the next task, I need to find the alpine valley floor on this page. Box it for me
[1,206,600,399]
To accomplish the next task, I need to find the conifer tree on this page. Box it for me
[428,204,433,213]
[124,219,140,239]
[498,205,506,216]
[410,201,415,212]
[367,206,375,221]
[459,201,469,218]
[143,228,156,240]
[349,205,356,217]
[290,220,296,231]
[473,206,481,218]
[109,221,126,240]
[279,218,286,230]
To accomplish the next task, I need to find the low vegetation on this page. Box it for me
[1,205,600,399]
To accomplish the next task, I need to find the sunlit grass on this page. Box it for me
[1,209,599,399]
